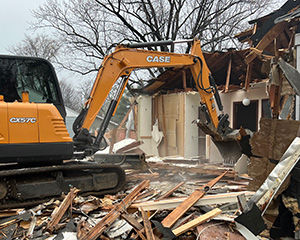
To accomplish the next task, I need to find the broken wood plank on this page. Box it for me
[130,191,255,211]
[0,209,24,218]
[140,207,155,240]
[121,213,144,231]
[46,187,80,233]
[136,189,157,201]
[126,172,159,182]
[116,140,144,153]
[237,194,247,212]
[117,99,137,130]
[161,171,227,228]
[225,53,232,93]
[245,21,289,64]
[172,212,197,229]
[79,180,150,240]
[244,63,253,92]
[147,162,236,178]
[156,181,185,200]
[172,208,222,236]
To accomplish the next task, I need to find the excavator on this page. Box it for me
[0,38,244,208]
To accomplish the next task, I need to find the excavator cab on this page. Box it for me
[0,55,66,117]
[0,55,73,164]
[0,56,125,206]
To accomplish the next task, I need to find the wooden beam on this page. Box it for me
[245,21,289,65]
[121,213,147,240]
[237,194,247,212]
[225,53,232,93]
[79,180,150,240]
[140,208,155,240]
[172,208,222,236]
[46,188,80,233]
[130,191,255,212]
[157,182,185,200]
[244,63,253,92]
[182,70,187,90]
[147,162,236,178]
[161,171,227,228]
[117,98,137,130]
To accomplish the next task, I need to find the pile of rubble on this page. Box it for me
[0,157,257,240]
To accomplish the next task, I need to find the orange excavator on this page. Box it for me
[0,39,244,207]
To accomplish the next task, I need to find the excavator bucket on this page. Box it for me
[212,139,243,165]
[194,119,251,165]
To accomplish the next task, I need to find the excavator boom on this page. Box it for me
[73,39,242,165]
[73,39,235,156]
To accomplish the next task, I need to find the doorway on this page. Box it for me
[233,100,258,132]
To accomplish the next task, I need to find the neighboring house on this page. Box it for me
[65,107,118,138]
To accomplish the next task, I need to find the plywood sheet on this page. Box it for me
[163,94,179,119]
[250,118,300,160]
[166,118,177,148]
[248,118,300,191]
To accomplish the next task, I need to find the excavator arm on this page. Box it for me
[73,39,234,155]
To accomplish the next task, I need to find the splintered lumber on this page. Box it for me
[79,180,150,240]
[244,21,289,64]
[130,191,255,211]
[121,213,147,240]
[172,208,222,236]
[245,21,290,64]
[140,208,155,240]
[161,171,227,228]
[148,162,236,178]
[157,181,185,200]
[46,187,80,233]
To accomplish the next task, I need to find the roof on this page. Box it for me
[132,49,268,95]
[235,0,300,48]
[132,0,300,96]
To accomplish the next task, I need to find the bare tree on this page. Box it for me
[31,0,277,75]
[7,34,61,62]
[59,79,83,111]
[28,0,279,121]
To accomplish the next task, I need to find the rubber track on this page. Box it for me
[0,161,126,209]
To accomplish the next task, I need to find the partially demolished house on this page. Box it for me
[135,48,269,162]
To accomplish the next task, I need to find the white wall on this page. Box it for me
[137,82,268,162]
[137,95,160,156]
[184,92,201,158]
[209,82,268,162]
[219,82,268,129]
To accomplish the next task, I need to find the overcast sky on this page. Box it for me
[0,0,45,54]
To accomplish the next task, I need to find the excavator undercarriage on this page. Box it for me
[0,162,126,209]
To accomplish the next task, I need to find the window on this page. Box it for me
[0,57,59,103]
[233,100,258,132]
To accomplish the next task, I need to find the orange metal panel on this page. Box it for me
[38,104,72,143]
[0,102,9,144]
[8,102,39,143]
